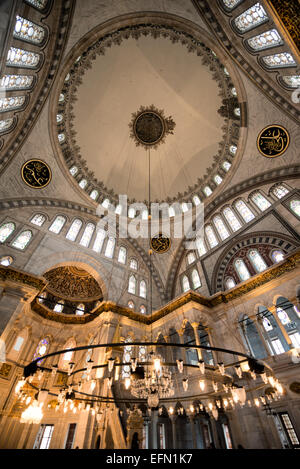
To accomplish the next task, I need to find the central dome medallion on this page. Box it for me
[130,105,176,149]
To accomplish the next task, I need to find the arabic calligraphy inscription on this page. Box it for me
[21,159,51,188]
[257,125,289,158]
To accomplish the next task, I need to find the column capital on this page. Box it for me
[191,322,199,330]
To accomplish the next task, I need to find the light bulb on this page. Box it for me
[268,376,275,387]
[169,406,174,415]
[254,398,260,407]
[153,358,161,374]
[223,399,228,408]
[189,405,194,413]
[125,377,131,390]
[199,380,205,391]
[208,402,213,411]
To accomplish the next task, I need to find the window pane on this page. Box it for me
[262,52,296,68]
[225,277,236,289]
[271,338,285,355]
[281,75,300,88]
[24,0,48,10]
[7,47,40,68]
[251,192,271,211]
[262,317,273,331]
[49,216,66,234]
[79,179,87,189]
[54,301,64,313]
[104,237,115,258]
[130,258,138,270]
[192,269,201,289]
[247,29,282,51]
[93,229,106,253]
[271,250,284,263]
[213,215,230,240]
[193,195,201,206]
[0,96,25,112]
[13,336,24,351]
[14,16,45,45]
[205,225,218,248]
[248,249,267,273]
[290,200,300,217]
[289,332,300,348]
[66,219,82,242]
[222,0,244,9]
[31,214,46,226]
[222,161,231,172]
[76,304,85,316]
[187,252,196,264]
[0,222,15,242]
[234,3,268,33]
[128,275,136,294]
[90,190,99,200]
[222,207,242,231]
[234,258,251,281]
[277,307,290,325]
[140,280,147,299]
[11,230,32,250]
[69,166,78,176]
[214,174,223,185]
[0,74,33,90]
[272,185,289,199]
[196,238,206,256]
[80,223,95,247]
[33,338,49,363]
[182,275,190,292]
[204,186,212,197]
[234,200,255,222]
[0,255,13,266]
[118,247,127,264]
[0,118,14,133]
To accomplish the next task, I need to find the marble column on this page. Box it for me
[191,322,202,360]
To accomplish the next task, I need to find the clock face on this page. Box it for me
[150,234,171,254]
[257,125,289,158]
[21,159,52,188]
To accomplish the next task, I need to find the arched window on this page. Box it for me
[24,0,48,11]
[191,269,201,289]
[102,199,110,209]
[169,206,175,217]
[0,222,15,243]
[234,200,255,223]
[203,186,212,197]
[140,305,146,314]
[69,166,78,176]
[38,291,46,303]
[122,337,133,379]
[59,339,76,369]
[14,16,45,45]
[181,202,189,213]
[118,246,127,264]
[93,229,106,253]
[182,275,190,293]
[11,230,32,250]
[139,280,147,299]
[0,118,13,133]
[139,344,147,362]
[130,259,138,270]
[128,275,136,294]
[247,29,282,51]
[225,277,236,289]
[79,179,87,189]
[214,174,223,185]
[53,300,64,313]
[290,200,300,217]
[272,184,289,199]
[0,255,13,266]
[222,161,231,172]
[80,223,95,247]
[7,46,40,68]
[76,304,85,316]
[234,258,251,281]
[90,189,99,201]
[222,207,242,232]
[66,219,82,242]
[205,225,218,248]
[128,300,134,309]
[30,214,46,226]
[234,3,268,33]
[248,249,267,273]
[277,307,290,325]
[262,318,273,331]
[115,204,122,215]
[213,216,230,240]
[49,215,66,234]
[193,195,201,206]
[250,192,271,212]
[229,145,237,155]
[196,238,206,257]
[105,237,115,258]
[240,316,267,359]
[33,338,50,364]
[8,329,27,361]
[271,250,284,263]
[187,252,196,265]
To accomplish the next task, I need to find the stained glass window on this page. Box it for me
[205,225,219,248]
[225,277,236,289]
[196,237,206,257]
[231,87,237,97]
[222,161,231,172]
[140,305,146,314]
[214,174,223,185]
[130,259,138,270]
[140,280,147,299]
[139,344,147,362]
[169,206,175,217]
[192,269,201,289]
[0,118,14,133]
[76,304,85,316]
[234,3,268,33]
[66,219,82,242]
[0,255,13,266]
[281,75,300,88]
[30,214,46,226]
[234,107,241,117]
[193,195,201,206]
[0,74,33,90]
[213,216,230,240]
[53,301,64,313]
[262,52,296,68]
[272,184,289,199]
[11,230,32,250]
[104,237,115,258]
[14,16,45,45]
[69,166,78,176]
[247,29,282,51]
[58,93,64,103]
[90,189,98,200]
[92,229,106,253]
[271,250,284,263]
[263,318,273,331]
[234,258,251,281]
[234,200,255,222]
[251,192,271,211]
[0,96,25,112]
[222,0,244,9]
[49,215,66,234]
[118,246,127,264]
[6,47,40,68]
[0,222,15,243]
[222,207,242,232]
[102,199,110,209]
[24,0,48,10]
[56,114,63,124]
[277,307,290,325]
[58,133,65,143]
[182,275,190,292]
[128,300,134,309]
[79,179,87,189]
[80,223,95,247]
[128,275,136,294]
[187,252,196,264]
[204,186,212,197]
[248,249,267,273]
[122,337,133,378]
[290,200,300,217]
[33,338,49,364]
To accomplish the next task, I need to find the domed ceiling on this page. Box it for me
[55,21,241,205]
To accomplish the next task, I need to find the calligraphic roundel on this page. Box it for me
[257,125,289,158]
[21,159,52,189]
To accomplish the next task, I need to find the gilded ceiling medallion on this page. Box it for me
[130,105,175,150]
[257,125,289,158]
[150,234,171,254]
[44,266,102,300]
[21,159,51,189]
